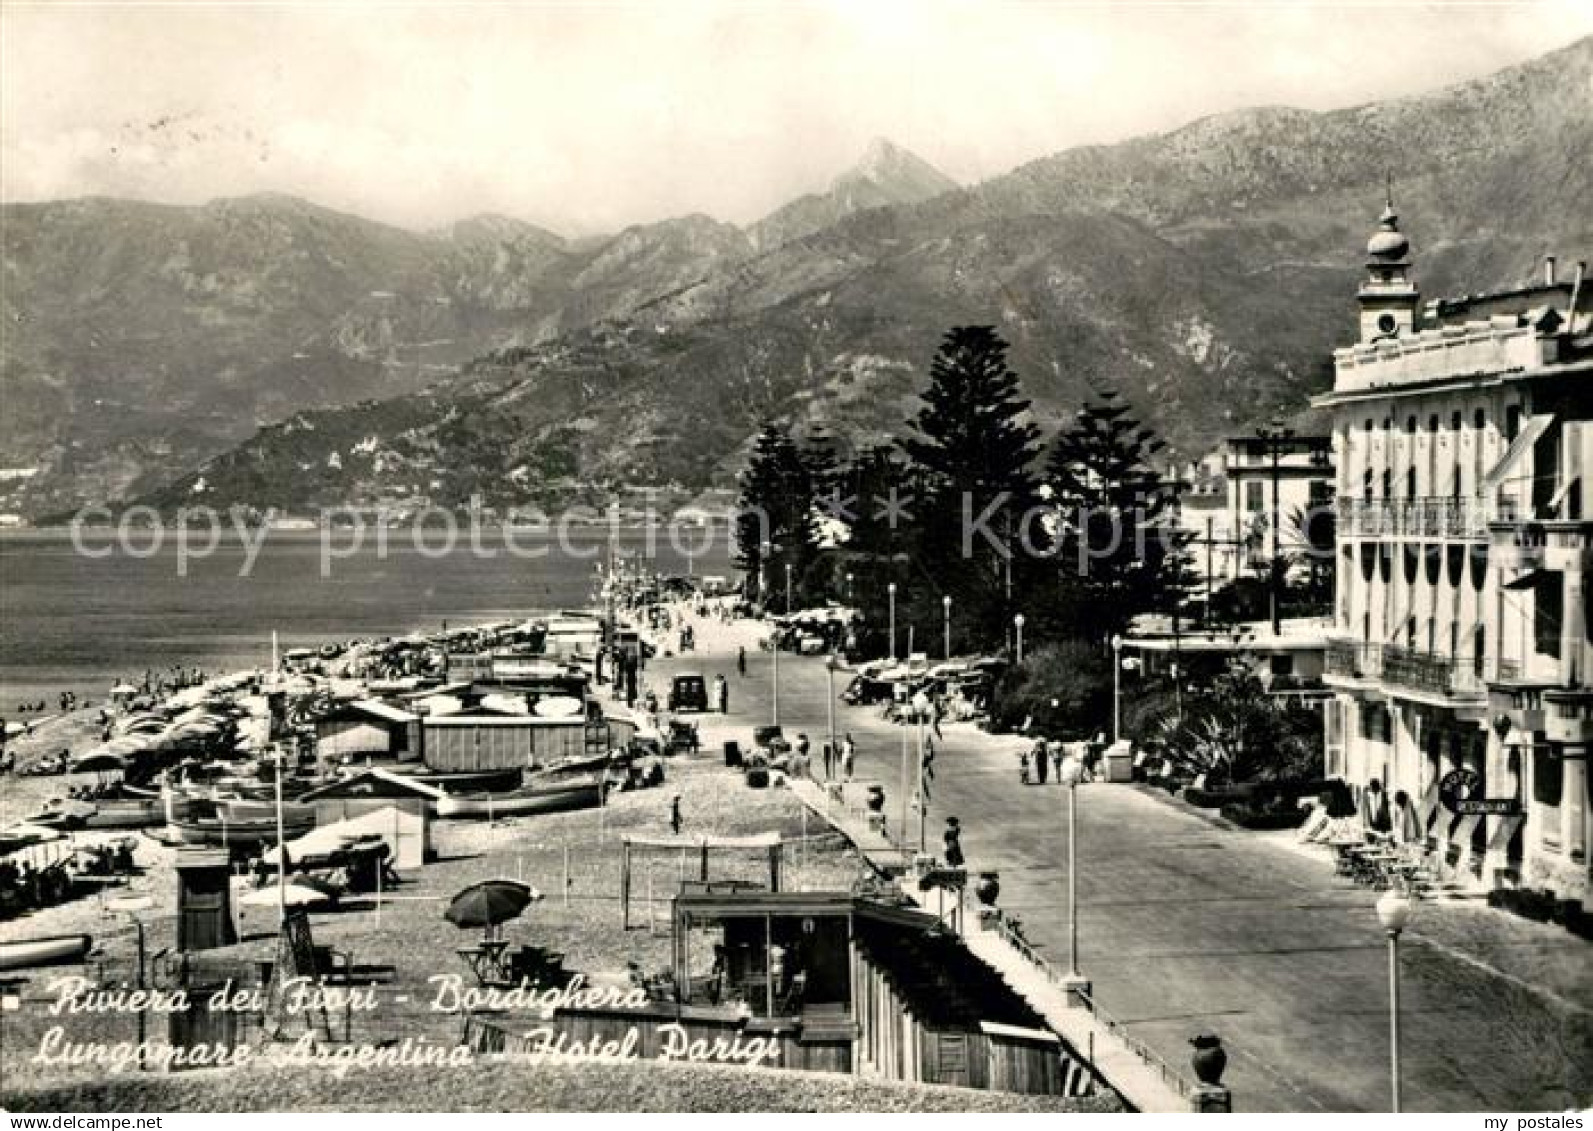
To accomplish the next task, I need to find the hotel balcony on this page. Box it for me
[1489,518,1592,572]
[1336,496,1489,540]
[1325,638,1486,701]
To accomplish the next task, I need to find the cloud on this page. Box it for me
[3,1,1590,233]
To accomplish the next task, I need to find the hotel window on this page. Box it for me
[1245,480,1264,513]
[1474,408,1488,484]
[1532,744,1564,808]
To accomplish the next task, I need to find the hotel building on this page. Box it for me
[1317,202,1590,899]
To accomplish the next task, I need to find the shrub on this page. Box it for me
[1219,801,1309,830]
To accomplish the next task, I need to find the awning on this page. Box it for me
[1504,568,1550,592]
[1486,812,1526,851]
[1482,413,1555,495]
[1448,810,1484,849]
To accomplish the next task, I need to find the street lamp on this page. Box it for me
[1111,635,1123,744]
[105,893,154,1069]
[942,595,953,660]
[912,689,933,851]
[1058,756,1085,987]
[888,583,898,661]
[1014,614,1026,665]
[1376,888,1415,1113]
[1255,419,1296,636]
[785,563,793,614]
[825,654,838,779]
[772,628,781,727]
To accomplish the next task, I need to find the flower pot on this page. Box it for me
[1189,1034,1227,1086]
[974,870,1001,907]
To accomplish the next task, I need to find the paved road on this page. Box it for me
[649,622,1591,1113]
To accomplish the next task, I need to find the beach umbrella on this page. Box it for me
[69,751,127,774]
[444,879,541,933]
[239,876,340,909]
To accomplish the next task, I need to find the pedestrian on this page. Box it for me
[922,734,936,784]
[931,697,945,740]
[943,817,965,868]
[737,646,747,678]
[1034,738,1049,784]
[841,733,856,782]
[1050,740,1064,783]
[670,793,683,835]
[796,733,811,763]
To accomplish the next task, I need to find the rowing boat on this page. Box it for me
[436,776,604,820]
[0,933,93,971]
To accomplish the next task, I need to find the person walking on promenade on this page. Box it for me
[943,817,964,868]
[737,647,747,678]
[1034,738,1049,785]
[841,733,856,782]
[1050,740,1064,783]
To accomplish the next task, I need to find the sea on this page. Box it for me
[0,526,735,708]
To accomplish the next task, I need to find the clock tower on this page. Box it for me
[1357,191,1420,345]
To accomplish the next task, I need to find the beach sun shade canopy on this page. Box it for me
[444,878,541,930]
[69,751,128,774]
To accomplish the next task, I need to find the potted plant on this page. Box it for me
[974,870,1001,907]
[1189,1034,1227,1086]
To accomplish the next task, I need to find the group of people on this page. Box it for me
[1021,736,1103,786]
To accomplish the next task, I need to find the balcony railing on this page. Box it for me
[1326,639,1485,699]
[1336,496,1489,540]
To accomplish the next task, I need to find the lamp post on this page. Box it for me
[1255,420,1296,636]
[942,595,953,660]
[784,563,793,615]
[1014,614,1026,665]
[912,689,932,852]
[1376,888,1414,1113]
[1058,757,1084,980]
[105,893,153,1069]
[825,654,838,777]
[1111,635,1123,744]
[772,631,781,727]
[888,583,898,661]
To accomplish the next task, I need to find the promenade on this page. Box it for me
[649,608,1592,1113]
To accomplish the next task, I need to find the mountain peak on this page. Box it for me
[832,137,958,198]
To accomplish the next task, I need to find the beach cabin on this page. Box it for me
[174,849,237,952]
[465,887,1103,1097]
[296,769,441,867]
[313,700,419,762]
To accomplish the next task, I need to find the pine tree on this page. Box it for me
[901,326,1043,650]
[1044,392,1180,639]
[734,420,812,603]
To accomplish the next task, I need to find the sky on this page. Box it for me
[3,1,1591,235]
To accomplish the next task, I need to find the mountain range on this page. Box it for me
[3,37,1591,519]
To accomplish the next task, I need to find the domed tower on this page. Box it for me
[1357,189,1420,344]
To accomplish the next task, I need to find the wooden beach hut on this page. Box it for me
[465,887,1104,1097]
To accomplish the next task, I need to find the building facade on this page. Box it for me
[1175,434,1334,590]
[1318,202,1591,899]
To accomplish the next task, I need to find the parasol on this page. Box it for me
[69,751,127,775]
[444,879,541,934]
